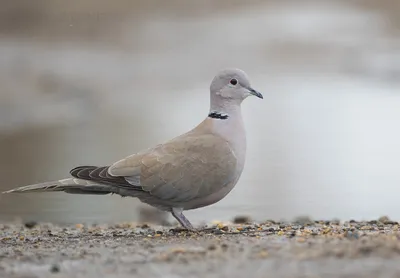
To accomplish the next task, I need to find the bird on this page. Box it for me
[3,68,263,231]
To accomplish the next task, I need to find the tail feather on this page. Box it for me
[2,178,114,195]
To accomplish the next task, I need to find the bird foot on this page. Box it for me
[171,208,197,232]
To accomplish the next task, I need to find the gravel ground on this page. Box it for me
[1,217,400,278]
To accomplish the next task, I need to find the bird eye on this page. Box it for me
[230,78,238,86]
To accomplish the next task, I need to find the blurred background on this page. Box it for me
[0,0,399,225]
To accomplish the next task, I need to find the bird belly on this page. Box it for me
[182,174,241,210]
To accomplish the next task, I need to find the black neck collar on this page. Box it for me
[208,112,229,120]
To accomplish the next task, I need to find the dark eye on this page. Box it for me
[230,78,238,86]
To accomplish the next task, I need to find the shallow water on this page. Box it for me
[0,1,399,224]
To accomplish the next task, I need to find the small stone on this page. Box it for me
[377,216,397,225]
[221,243,229,250]
[378,216,390,224]
[213,229,224,235]
[360,226,372,230]
[171,248,186,254]
[344,230,360,240]
[208,244,217,251]
[257,250,268,258]
[216,223,229,231]
[169,227,187,233]
[293,216,314,225]
[322,228,331,234]
[288,231,296,238]
[50,264,60,273]
[24,221,37,229]
[331,219,341,225]
[233,215,252,224]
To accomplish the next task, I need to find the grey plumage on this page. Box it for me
[3,68,263,230]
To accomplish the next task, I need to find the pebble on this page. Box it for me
[24,221,37,229]
[50,264,60,273]
[232,215,252,224]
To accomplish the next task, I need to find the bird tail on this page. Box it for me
[2,178,113,195]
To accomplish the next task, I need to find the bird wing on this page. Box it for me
[106,132,238,203]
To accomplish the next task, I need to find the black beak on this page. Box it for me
[249,88,263,99]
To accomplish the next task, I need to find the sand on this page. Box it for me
[1,218,400,278]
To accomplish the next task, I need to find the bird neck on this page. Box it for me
[207,101,245,143]
[209,98,242,120]
[207,102,247,171]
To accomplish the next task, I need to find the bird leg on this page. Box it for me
[171,208,195,231]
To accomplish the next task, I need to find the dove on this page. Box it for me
[3,68,263,230]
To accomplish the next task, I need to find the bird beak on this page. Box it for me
[248,87,263,99]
